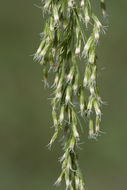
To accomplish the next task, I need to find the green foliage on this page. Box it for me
[34,0,106,189]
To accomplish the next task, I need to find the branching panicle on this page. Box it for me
[35,0,107,189]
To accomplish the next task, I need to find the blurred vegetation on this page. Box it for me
[0,0,127,190]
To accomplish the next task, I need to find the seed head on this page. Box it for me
[90,85,95,95]
[68,0,74,8]
[59,153,66,163]
[57,76,63,90]
[55,172,64,186]
[65,85,72,104]
[53,6,59,22]
[89,119,95,139]
[50,17,54,32]
[65,168,70,189]
[60,104,65,124]
[52,73,59,88]
[84,6,90,26]
[67,66,75,82]
[35,0,106,188]
[93,24,100,41]
[72,109,79,138]
[43,0,51,10]
[95,31,100,41]
[75,47,80,55]
[69,136,75,150]
[95,116,100,134]
[84,36,93,55]
[75,176,80,188]
[91,65,96,81]
[80,0,85,7]
[80,88,85,115]
[89,48,95,64]
[100,0,106,17]
[52,110,58,126]
[73,73,79,94]
[80,179,85,190]
[72,124,79,138]
[92,14,102,31]
[87,95,94,113]
[94,100,101,116]
[66,156,72,169]
[75,39,81,55]
[48,130,59,148]
[56,91,62,99]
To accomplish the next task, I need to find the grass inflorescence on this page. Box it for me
[34,0,107,189]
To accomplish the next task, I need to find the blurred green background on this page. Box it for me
[0,0,127,190]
